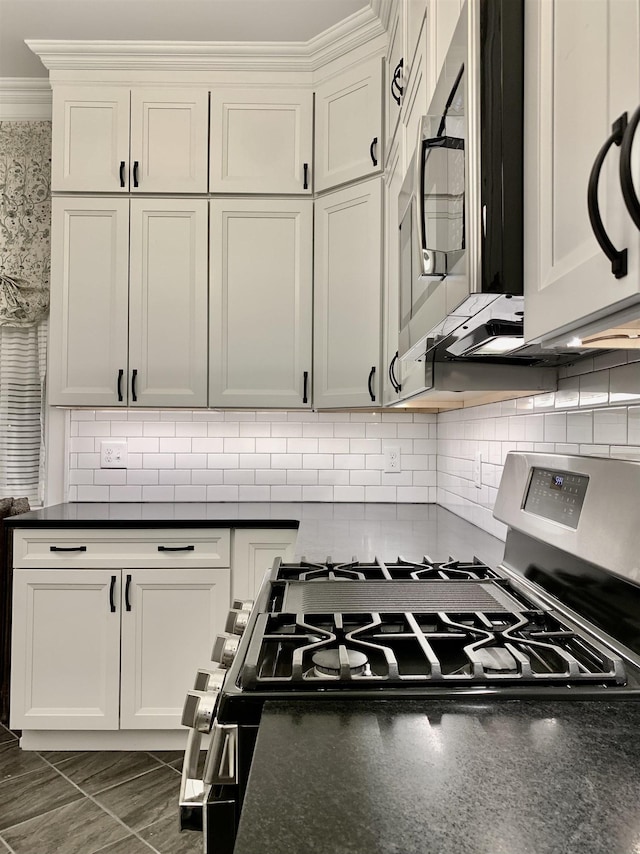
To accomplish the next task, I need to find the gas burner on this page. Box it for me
[311,648,370,678]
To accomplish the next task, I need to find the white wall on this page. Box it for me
[67,409,437,503]
[437,352,640,540]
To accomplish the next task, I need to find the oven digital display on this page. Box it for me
[523,468,589,529]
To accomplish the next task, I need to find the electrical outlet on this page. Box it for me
[100,440,128,468]
[384,446,401,473]
[473,452,482,488]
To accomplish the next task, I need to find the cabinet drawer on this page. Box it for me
[12,529,231,569]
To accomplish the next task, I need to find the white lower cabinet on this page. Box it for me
[231,529,298,602]
[11,566,230,732]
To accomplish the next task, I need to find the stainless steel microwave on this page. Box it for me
[398,0,524,362]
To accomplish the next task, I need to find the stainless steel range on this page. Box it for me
[179,452,640,853]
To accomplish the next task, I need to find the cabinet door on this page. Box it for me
[314,178,383,408]
[129,199,208,407]
[51,86,130,192]
[130,88,209,193]
[209,199,313,408]
[315,57,384,192]
[524,0,640,344]
[402,17,428,161]
[119,568,230,729]
[48,197,130,407]
[210,88,313,194]
[11,569,121,730]
[231,529,298,602]
[383,134,404,405]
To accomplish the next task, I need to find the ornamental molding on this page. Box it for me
[26,4,388,75]
[0,79,52,120]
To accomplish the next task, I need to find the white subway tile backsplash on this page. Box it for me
[567,411,593,444]
[127,470,159,485]
[207,453,239,469]
[191,470,224,485]
[239,486,271,501]
[142,422,176,437]
[350,470,381,486]
[94,469,126,486]
[271,421,303,437]
[629,407,640,444]
[334,422,367,438]
[593,408,627,444]
[256,438,287,454]
[79,421,111,437]
[176,421,208,438]
[175,486,207,501]
[223,438,256,453]
[224,470,255,485]
[110,486,143,501]
[333,485,365,502]
[318,438,350,454]
[159,470,191,485]
[544,412,567,443]
[111,421,143,437]
[365,486,396,502]
[192,438,224,453]
[318,470,350,486]
[128,438,160,454]
[302,485,334,501]
[302,422,334,438]
[239,422,271,437]
[303,454,334,470]
[271,453,303,469]
[77,485,110,501]
[270,485,303,501]
[160,438,192,453]
[143,454,175,469]
[175,453,207,469]
[206,485,239,501]
[334,454,365,470]
[287,438,318,454]
[255,469,287,485]
[209,422,240,437]
[287,470,318,485]
[350,438,381,454]
[239,453,270,469]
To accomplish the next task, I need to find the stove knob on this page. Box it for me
[212,634,240,668]
[181,689,217,732]
[232,599,254,611]
[225,608,251,636]
[193,667,226,693]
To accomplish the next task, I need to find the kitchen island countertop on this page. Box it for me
[2,502,505,566]
[234,698,640,854]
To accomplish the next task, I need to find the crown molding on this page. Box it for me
[0,78,51,120]
[26,4,388,75]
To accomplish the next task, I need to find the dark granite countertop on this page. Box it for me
[234,698,640,854]
[1,503,505,567]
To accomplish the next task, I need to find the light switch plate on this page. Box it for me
[100,440,128,468]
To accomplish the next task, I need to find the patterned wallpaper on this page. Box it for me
[0,121,51,290]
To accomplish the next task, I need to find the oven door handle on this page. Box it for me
[179,727,208,831]
[203,723,238,786]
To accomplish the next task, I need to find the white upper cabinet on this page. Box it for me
[51,87,130,193]
[383,132,404,405]
[48,197,130,407]
[314,57,384,192]
[51,86,208,193]
[209,199,313,408]
[49,197,208,407]
[209,88,313,194]
[314,178,383,408]
[524,0,640,345]
[129,199,208,407]
[386,2,405,146]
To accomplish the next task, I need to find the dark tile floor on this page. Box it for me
[0,724,203,854]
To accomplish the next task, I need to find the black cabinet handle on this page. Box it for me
[368,365,376,402]
[50,545,87,552]
[302,370,309,404]
[117,368,124,402]
[303,162,309,190]
[158,545,195,552]
[391,59,404,105]
[119,161,126,188]
[587,113,628,278]
[133,160,139,188]
[370,137,378,167]
[389,351,401,393]
[131,369,138,402]
[621,104,640,231]
[125,574,132,612]
[109,575,116,613]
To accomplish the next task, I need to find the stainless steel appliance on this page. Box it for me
[179,452,640,853]
[398,0,525,363]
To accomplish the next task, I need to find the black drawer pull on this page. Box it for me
[158,545,195,552]
[131,368,138,402]
[368,365,376,402]
[109,575,116,613]
[119,161,126,188]
[587,113,628,278]
[370,137,378,167]
[303,162,309,190]
[133,160,139,187]
[303,370,309,404]
[117,368,124,402]
[125,574,132,612]
[50,545,87,552]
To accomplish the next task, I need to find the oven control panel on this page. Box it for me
[523,467,589,529]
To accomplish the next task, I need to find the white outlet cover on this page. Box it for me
[100,439,128,468]
[384,445,401,473]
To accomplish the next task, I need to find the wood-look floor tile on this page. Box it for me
[1,797,129,854]
[92,766,181,832]
[93,835,156,854]
[0,764,83,831]
[139,815,205,854]
[39,750,88,767]
[0,726,16,746]
[55,751,162,795]
[0,739,48,781]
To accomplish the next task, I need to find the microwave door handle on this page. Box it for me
[419,136,465,273]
